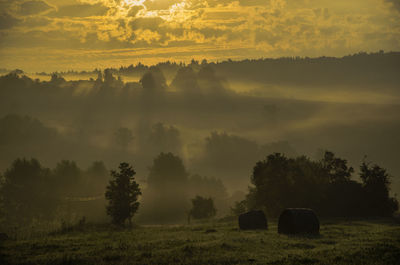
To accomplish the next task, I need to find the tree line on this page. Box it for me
[104,150,400,226]
[0,153,227,229]
[0,150,398,230]
[234,151,398,217]
[36,51,400,89]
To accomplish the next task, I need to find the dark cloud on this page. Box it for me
[22,16,51,27]
[130,17,164,31]
[127,5,144,17]
[0,12,21,30]
[49,3,109,17]
[385,0,400,12]
[238,0,269,6]
[19,1,54,16]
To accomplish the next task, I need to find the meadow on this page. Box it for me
[1,218,399,265]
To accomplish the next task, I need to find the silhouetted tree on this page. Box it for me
[195,131,260,187]
[139,152,189,223]
[50,73,65,85]
[140,67,167,93]
[246,151,398,217]
[147,123,182,155]
[190,196,216,219]
[105,162,141,226]
[247,152,350,216]
[0,158,58,225]
[104,68,116,85]
[188,174,229,215]
[170,67,200,94]
[147,152,188,187]
[321,151,354,183]
[198,65,226,94]
[248,153,294,215]
[53,160,82,196]
[360,160,398,216]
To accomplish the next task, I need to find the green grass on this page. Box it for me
[1,218,400,265]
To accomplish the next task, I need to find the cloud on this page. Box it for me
[144,0,181,10]
[22,16,51,27]
[49,3,109,17]
[127,5,143,17]
[0,0,400,71]
[130,17,164,31]
[18,1,54,16]
[385,0,400,12]
[0,12,21,30]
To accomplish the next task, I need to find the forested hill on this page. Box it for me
[213,51,400,87]
[42,51,400,88]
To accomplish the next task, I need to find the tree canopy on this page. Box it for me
[247,152,398,217]
[105,162,141,226]
[190,196,216,220]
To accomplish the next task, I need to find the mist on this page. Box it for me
[0,52,399,226]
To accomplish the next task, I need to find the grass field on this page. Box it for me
[1,218,400,265]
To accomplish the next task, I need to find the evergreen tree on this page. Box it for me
[105,163,141,226]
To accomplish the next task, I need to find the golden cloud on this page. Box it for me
[0,0,399,71]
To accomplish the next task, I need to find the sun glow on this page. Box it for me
[124,0,146,7]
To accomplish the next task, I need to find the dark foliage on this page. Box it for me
[50,51,400,89]
[360,161,398,216]
[0,157,111,230]
[190,196,216,219]
[147,152,187,188]
[0,158,58,225]
[139,152,189,224]
[105,163,141,226]
[247,152,398,217]
[188,174,229,216]
[321,151,354,183]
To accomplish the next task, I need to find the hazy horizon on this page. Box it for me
[1,0,400,72]
[1,0,400,231]
[1,51,399,197]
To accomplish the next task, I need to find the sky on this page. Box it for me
[0,0,399,72]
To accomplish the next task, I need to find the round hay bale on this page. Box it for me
[278,208,320,235]
[239,210,268,230]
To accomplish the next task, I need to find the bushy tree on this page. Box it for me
[360,161,398,216]
[248,153,320,215]
[148,123,182,155]
[246,151,398,217]
[53,160,82,196]
[321,151,354,183]
[0,158,58,225]
[188,174,229,216]
[139,152,189,223]
[147,152,188,188]
[190,196,216,219]
[105,163,141,226]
